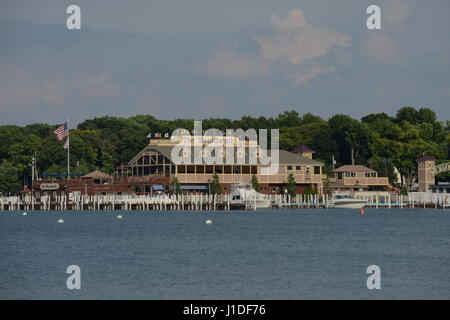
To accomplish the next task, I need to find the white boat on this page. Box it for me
[229,182,271,209]
[332,192,367,209]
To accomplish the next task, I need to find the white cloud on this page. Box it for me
[201,45,269,78]
[288,66,335,86]
[255,9,351,64]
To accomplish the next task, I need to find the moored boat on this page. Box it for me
[332,192,367,209]
[229,182,271,209]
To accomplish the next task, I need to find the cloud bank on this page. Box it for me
[255,9,351,64]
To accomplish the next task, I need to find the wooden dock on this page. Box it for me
[0,193,449,211]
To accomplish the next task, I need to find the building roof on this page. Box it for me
[129,145,323,166]
[332,165,376,173]
[292,145,315,153]
[417,154,436,162]
[278,150,322,166]
[83,170,113,180]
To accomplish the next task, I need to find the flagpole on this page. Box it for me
[67,117,70,180]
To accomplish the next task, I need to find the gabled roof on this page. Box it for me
[83,170,113,180]
[417,154,436,162]
[292,145,315,153]
[332,165,376,173]
[129,145,323,166]
[278,150,322,166]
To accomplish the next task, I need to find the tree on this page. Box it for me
[395,107,420,124]
[8,133,41,180]
[251,174,260,191]
[328,114,372,165]
[367,157,397,185]
[276,111,303,128]
[0,161,21,194]
[417,108,437,124]
[286,173,296,197]
[302,184,317,196]
[210,173,222,194]
[170,177,181,195]
[302,113,323,124]
[361,112,392,124]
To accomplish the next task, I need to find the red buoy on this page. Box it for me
[360,209,365,215]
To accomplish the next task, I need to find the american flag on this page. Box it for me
[54,122,69,140]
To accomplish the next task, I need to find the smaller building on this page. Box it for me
[31,170,170,200]
[83,170,113,185]
[429,182,450,194]
[330,165,389,191]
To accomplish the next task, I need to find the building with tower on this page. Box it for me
[417,154,436,192]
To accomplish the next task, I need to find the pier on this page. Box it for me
[1,192,449,211]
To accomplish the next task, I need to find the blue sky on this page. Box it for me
[1,0,449,125]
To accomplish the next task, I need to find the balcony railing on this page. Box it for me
[339,177,389,186]
[175,173,323,184]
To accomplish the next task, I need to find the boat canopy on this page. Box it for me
[180,185,208,190]
[151,184,165,191]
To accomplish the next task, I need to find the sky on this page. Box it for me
[0,0,449,126]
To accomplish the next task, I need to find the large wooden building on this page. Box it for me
[119,137,324,194]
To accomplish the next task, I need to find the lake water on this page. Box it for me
[0,209,449,299]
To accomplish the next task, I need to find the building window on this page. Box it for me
[287,165,293,170]
[178,165,186,173]
[314,166,321,174]
[296,166,301,171]
[187,165,195,174]
[196,165,204,174]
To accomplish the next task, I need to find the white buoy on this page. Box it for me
[116,215,123,219]
[22,212,27,216]
[205,219,213,225]
[57,219,64,224]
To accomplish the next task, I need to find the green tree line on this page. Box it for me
[0,107,449,194]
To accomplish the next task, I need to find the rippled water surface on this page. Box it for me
[0,209,449,299]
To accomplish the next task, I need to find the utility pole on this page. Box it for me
[29,152,37,192]
[67,117,70,180]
